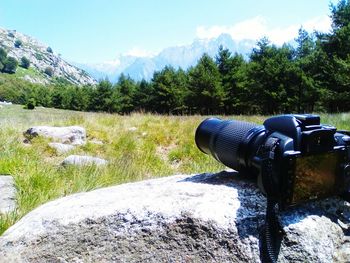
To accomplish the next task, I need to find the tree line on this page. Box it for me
[1,0,350,115]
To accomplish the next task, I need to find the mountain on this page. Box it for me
[0,27,96,85]
[79,34,256,82]
[74,55,139,82]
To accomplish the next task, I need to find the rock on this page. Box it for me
[61,155,108,166]
[48,143,75,154]
[0,101,12,105]
[22,138,31,144]
[128,127,137,132]
[90,139,104,145]
[0,175,17,214]
[0,172,348,262]
[24,126,86,145]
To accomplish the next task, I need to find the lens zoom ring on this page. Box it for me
[213,120,257,169]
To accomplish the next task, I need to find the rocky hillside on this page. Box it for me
[0,27,96,85]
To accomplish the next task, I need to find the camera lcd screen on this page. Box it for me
[292,152,340,205]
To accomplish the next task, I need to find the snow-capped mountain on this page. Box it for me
[78,34,256,82]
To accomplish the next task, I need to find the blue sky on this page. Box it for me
[0,0,337,63]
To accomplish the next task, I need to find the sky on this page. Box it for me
[0,0,338,64]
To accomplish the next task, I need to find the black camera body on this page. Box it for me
[195,114,350,209]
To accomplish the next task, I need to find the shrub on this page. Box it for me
[44,67,54,77]
[3,57,18,74]
[0,48,7,71]
[0,48,7,61]
[20,56,30,69]
[24,98,36,110]
[14,39,22,48]
[35,53,43,61]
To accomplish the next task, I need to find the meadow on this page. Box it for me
[0,104,350,234]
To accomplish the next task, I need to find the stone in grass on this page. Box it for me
[0,172,349,262]
[48,143,75,154]
[90,139,104,145]
[0,175,17,214]
[24,126,86,145]
[61,155,108,166]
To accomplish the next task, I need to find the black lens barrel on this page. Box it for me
[195,118,260,170]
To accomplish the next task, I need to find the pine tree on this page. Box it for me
[294,28,320,112]
[315,0,350,111]
[91,79,114,112]
[187,53,225,114]
[215,46,247,113]
[216,45,232,76]
[133,79,153,112]
[150,66,187,114]
[247,39,298,114]
[114,74,136,114]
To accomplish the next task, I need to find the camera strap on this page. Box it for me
[260,198,284,263]
[261,194,350,263]
[260,137,284,263]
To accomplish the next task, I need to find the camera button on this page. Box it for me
[342,136,350,144]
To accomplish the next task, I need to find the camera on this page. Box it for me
[195,114,350,209]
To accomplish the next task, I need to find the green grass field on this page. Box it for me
[0,105,349,235]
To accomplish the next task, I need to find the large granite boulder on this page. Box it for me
[24,126,86,145]
[0,175,16,215]
[0,172,349,262]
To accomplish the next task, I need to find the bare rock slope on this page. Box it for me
[0,27,96,85]
[0,172,349,262]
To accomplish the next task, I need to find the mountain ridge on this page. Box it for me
[77,34,256,82]
[0,27,96,85]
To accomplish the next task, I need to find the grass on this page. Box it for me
[15,67,46,80]
[0,105,349,235]
[0,105,224,234]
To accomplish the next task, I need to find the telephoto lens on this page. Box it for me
[195,118,265,172]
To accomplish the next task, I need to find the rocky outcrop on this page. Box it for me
[0,101,12,105]
[0,27,96,85]
[23,126,108,166]
[0,172,349,262]
[48,142,75,154]
[24,126,86,145]
[0,175,16,214]
[61,155,108,166]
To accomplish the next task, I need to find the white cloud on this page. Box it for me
[196,16,267,40]
[196,15,332,45]
[303,16,332,32]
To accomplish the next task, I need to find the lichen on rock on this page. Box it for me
[0,172,349,262]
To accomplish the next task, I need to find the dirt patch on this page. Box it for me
[156,144,181,169]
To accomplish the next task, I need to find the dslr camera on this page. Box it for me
[195,114,350,209]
